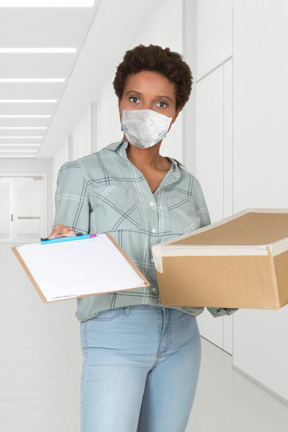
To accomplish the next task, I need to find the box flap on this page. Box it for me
[152,209,288,273]
[172,212,288,246]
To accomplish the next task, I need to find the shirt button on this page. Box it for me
[151,287,157,293]
[149,202,155,207]
[151,257,154,263]
[152,228,157,233]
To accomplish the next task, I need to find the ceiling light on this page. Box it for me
[0,127,47,130]
[0,99,57,103]
[0,1,95,6]
[0,136,43,139]
[0,48,76,54]
[0,149,38,153]
[0,78,65,83]
[0,115,51,118]
[0,155,36,159]
[0,143,41,146]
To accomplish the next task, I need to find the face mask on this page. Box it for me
[121,109,173,149]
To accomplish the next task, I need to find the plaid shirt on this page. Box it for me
[54,141,236,321]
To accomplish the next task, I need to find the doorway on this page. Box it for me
[0,175,47,244]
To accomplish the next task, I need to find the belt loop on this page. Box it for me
[124,306,131,316]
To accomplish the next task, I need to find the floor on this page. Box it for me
[187,339,288,432]
[1,243,288,431]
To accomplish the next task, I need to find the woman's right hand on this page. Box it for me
[48,224,76,239]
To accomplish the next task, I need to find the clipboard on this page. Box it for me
[12,234,149,303]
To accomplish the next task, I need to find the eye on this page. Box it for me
[129,96,140,104]
[156,101,168,108]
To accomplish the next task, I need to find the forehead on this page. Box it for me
[124,70,176,99]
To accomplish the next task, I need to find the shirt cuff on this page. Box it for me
[206,307,238,318]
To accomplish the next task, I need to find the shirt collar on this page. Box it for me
[105,140,185,169]
[105,140,127,153]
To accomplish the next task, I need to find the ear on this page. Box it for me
[118,98,123,121]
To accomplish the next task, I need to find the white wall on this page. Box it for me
[52,137,69,218]
[72,105,92,161]
[196,0,232,80]
[96,74,120,149]
[51,106,92,216]
[192,0,288,403]
[182,0,197,174]
[232,0,288,403]
[233,0,288,210]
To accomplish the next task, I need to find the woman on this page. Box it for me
[50,45,236,432]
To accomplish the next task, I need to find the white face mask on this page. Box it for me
[121,109,173,149]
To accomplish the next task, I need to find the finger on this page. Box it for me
[48,224,76,239]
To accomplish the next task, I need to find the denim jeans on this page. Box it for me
[80,306,201,432]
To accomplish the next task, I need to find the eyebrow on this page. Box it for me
[125,90,174,103]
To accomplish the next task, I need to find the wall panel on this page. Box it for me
[196,0,232,79]
[195,67,224,224]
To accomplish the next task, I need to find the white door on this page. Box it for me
[14,177,46,243]
[0,176,46,243]
[0,178,14,242]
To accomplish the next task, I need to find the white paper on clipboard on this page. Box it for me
[12,234,149,302]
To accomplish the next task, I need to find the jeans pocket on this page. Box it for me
[81,308,127,351]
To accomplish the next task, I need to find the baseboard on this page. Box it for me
[232,365,288,407]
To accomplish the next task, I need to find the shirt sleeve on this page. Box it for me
[53,161,90,234]
[192,176,211,228]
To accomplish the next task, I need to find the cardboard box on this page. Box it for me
[152,209,288,309]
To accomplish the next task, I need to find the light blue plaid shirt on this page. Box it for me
[54,141,236,321]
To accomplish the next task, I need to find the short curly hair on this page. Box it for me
[113,44,193,111]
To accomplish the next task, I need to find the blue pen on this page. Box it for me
[41,233,97,245]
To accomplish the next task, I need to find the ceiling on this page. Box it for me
[0,1,100,159]
[0,0,162,160]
